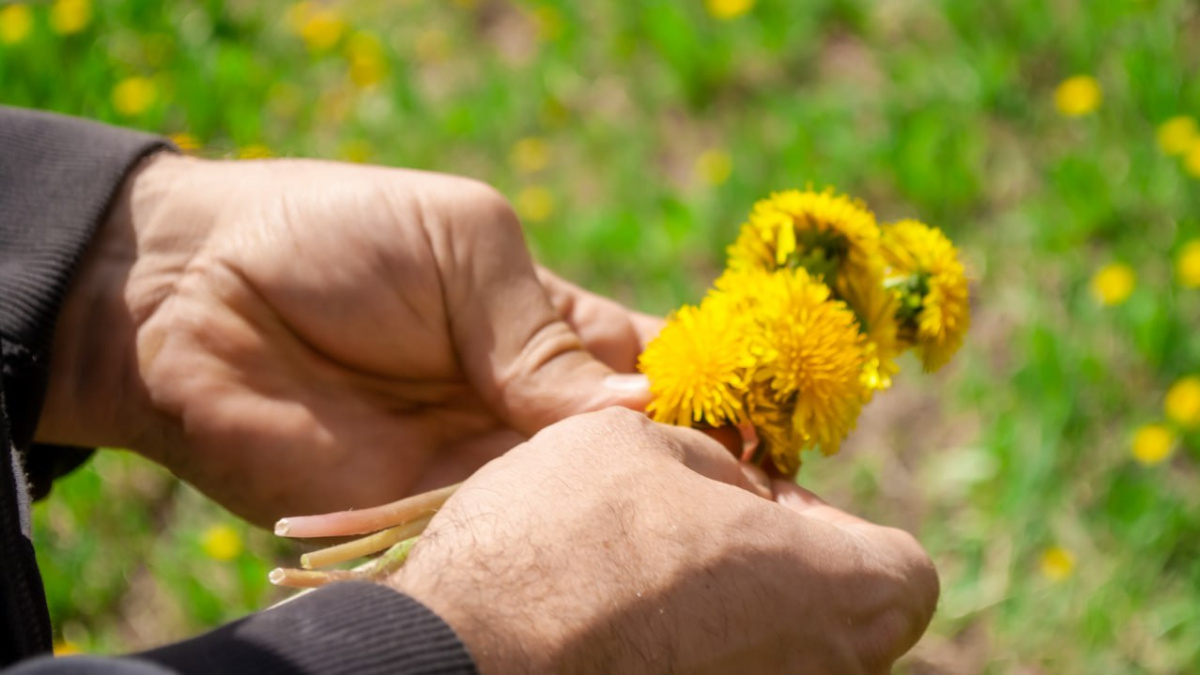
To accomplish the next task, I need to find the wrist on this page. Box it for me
[34,151,203,452]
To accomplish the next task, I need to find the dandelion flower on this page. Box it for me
[1054,76,1102,117]
[1165,376,1200,430]
[168,132,201,153]
[298,7,345,52]
[1039,546,1075,581]
[50,0,90,36]
[1157,116,1199,157]
[750,268,868,468]
[1177,240,1200,288]
[510,137,551,174]
[1132,424,1174,466]
[881,220,970,371]
[201,524,243,561]
[345,31,387,88]
[696,148,732,186]
[112,77,156,117]
[706,0,755,20]
[639,295,758,428]
[0,4,33,45]
[515,185,555,223]
[237,144,273,159]
[1186,144,1200,180]
[1090,262,1135,306]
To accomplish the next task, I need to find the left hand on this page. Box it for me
[36,153,659,525]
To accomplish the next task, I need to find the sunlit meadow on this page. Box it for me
[3,1,1199,671]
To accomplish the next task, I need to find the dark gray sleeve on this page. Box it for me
[10,583,476,675]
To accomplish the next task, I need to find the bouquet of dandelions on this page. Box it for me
[268,187,971,589]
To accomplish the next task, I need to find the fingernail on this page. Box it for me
[603,373,650,392]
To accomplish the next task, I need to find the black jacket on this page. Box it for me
[0,106,475,674]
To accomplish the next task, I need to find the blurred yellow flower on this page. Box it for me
[1165,376,1200,430]
[707,0,756,20]
[296,5,345,52]
[1054,75,1102,117]
[339,140,372,164]
[1177,240,1200,288]
[1039,546,1075,582]
[1132,424,1175,466]
[168,132,201,153]
[1185,144,1200,179]
[640,295,757,428]
[345,31,386,88]
[50,0,90,36]
[53,641,81,656]
[0,4,33,45]
[510,137,551,174]
[881,220,970,372]
[201,524,243,561]
[696,148,732,186]
[237,144,273,159]
[515,185,555,223]
[1089,263,1134,306]
[111,77,156,117]
[1157,116,1199,156]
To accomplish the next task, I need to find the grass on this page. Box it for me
[4,0,1200,670]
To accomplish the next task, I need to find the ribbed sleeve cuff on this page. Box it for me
[0,105,171,454]
[135,582,477,675]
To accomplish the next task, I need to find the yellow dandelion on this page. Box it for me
[707,0,756,20]
[747,268,868,468]
[1132,424,1174,466]
[1186,144,1200,179]
[1039,546,1076,582]
[841,271,901,393]
[237,144,273,159]
[696,148,732,186]
[510,137,551,174]
[1157,116,1199,157]
[201,524,243,561]
[345,31,387,88]
[881,220,970,372]
[1177,240,1200,288]
[53,641,82,656]
[298,7,345,52]
[728,188,882,285]
[112,77,156,117]
[50,0,91,36]
[168,132,201,153]
[0,4,33,45]
[639,295,758,428]
[515,185,555,223]
[1090,262,1135,306]
[1165,376,1200,430]
[1054,75,1102,117]
[338,139,373,164]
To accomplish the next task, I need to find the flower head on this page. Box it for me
[1090,262,1135,306]
[639,294,758,428]
[1132,424,1174,466]
[1177,240,1200,288]
[112,77,157,117]
[706,0,755,20]
[1040,546,1076,581]
[1165,376,1200,430]
[0,4,33,45]
[50,0,91,36]
[201,524,244,561]
[881,220,970,371]
[1054,76,1102,117]
[1157,116,1199,157]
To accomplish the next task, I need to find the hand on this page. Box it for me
[36,153,659,525]
[392,408,938,674]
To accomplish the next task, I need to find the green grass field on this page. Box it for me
[4,0,1200,671]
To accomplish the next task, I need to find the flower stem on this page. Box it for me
[275,482,460,538]
[300,514,432,569]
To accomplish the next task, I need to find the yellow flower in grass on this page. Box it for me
[1090,262,1135,306]
[1157,116,1199,156]
[881,220,970,372]
[293,4,345,52]
[201,524,243,561]
[1132,424,1174,466]
[639,295,758,428]
[1054,76,1101,117]
[1165,376,1200,430]
[168,132,201,153]
[510,137,550,174]
[1186,145,1200,180]
[345,31,387,88]
[696,148,732,186]
[237,144,273,159]
[707,0,755,20]
[0,4,33,45]
[516,185,555,223]
[50,0,91,35]
[1040,546,1075,582]
[112,77,156,117]
[1178,240,1200,288]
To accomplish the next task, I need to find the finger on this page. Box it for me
[536,267,651,373]
[656,423,772,499]
[436,189,651,436]
[771,480,871,528]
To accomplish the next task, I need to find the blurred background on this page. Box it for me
[3,0,1200,671]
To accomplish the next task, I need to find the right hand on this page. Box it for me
[391,408,938,674]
